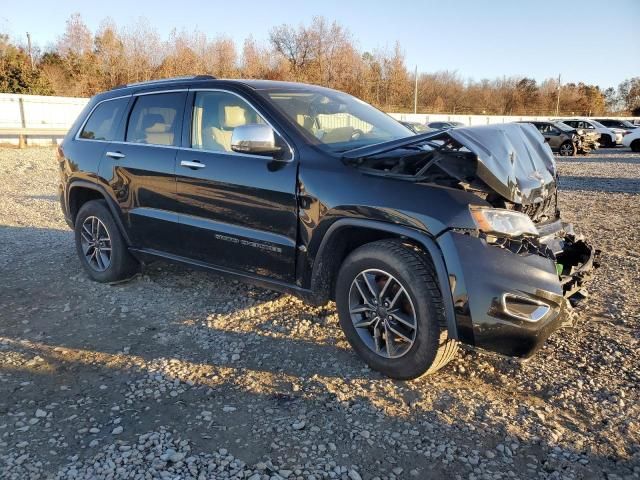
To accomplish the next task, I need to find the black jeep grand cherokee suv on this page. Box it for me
[58,76,598,379]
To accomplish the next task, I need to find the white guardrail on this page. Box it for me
[1,93,638,147]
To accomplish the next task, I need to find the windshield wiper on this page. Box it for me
[341,131,446,161]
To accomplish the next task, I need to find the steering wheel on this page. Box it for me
[351,129,364,141]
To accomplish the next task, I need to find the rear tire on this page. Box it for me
[74,200,139,283]
[335,239,458,379]
[559,141,576,156]
[631,139,640,152]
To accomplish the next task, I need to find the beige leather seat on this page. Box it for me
[209,105,247,151]
[145,122,174,146]
[296,114,315,134]
[140,113,174,146]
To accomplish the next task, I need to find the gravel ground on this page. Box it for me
[0,146,638,480]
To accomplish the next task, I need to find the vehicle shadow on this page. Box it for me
[1,225,638,477]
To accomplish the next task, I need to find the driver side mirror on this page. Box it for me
[231,124,285,159]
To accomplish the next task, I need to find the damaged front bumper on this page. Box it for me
[438,221,600,358]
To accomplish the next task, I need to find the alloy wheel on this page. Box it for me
[348,269,417,359]
[80,216,112,272]
[560,143,573,156]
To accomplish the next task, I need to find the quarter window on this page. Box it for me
[126,93,185,146]
[79,98,128,141]
[191,91,268,152]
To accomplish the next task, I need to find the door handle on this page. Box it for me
[180,160,206,169]
[106,151,126,159]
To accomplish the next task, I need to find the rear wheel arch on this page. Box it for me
[67,182,132,246]
[308,218,458,340]
[68,184,103,223]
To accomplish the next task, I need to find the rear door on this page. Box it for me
[174,89,298,282]
[98,90,187,254]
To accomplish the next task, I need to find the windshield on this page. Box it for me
[590,120,606,128]
[553,121,574,132]
[257,87,412,152]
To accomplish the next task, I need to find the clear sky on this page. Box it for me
[2,0,639,89]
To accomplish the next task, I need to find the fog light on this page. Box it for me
[501,293,550,322]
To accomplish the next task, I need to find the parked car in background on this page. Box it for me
[518,121,594,155]
[58,76,598,379]
[561,119,621,147]
[556,121,601,152]
[427,121,465,130]
[622,127,640,152]
[399,120,432,134]
[594,118,638,130]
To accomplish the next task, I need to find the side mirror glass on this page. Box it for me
[231,124,283,158]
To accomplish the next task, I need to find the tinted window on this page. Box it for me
[126,93,185,146]
[79,98,128,141]
[191,91,268,152]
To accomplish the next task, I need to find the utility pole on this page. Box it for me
[26,32,33,69]
[555,73,561,117]
[414,65,418,114]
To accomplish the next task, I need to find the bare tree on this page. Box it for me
[2,13,618,116]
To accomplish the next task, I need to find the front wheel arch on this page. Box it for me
[308,219,459,341]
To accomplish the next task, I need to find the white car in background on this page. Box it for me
[561,119,622,147]
[622,128,640,152]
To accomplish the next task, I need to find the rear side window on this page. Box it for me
[79,98,128,141]
[126,93,185,146]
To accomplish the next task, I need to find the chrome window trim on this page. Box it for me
[75,87,296,162]
[189,88,295,162]
[74,138,283,161]
[74,94,132,142]
[133,88,188,96]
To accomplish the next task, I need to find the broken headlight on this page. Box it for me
[470,207,539,238]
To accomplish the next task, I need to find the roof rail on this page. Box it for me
[112,75,216,90]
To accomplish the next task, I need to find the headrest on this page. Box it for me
[142,114,167,132]
[223,106,246,129]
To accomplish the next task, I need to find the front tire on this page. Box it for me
[335,239,458,379]
[74,200,139,283]
[631,139,640,152]
[559,141,577,156]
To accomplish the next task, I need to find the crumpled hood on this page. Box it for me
[343,123,558,205]
[447,123,557,204]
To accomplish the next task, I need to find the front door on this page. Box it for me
[98,91,187,254]
[175,90,298,282]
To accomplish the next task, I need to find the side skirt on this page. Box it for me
[129,247,315,301]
